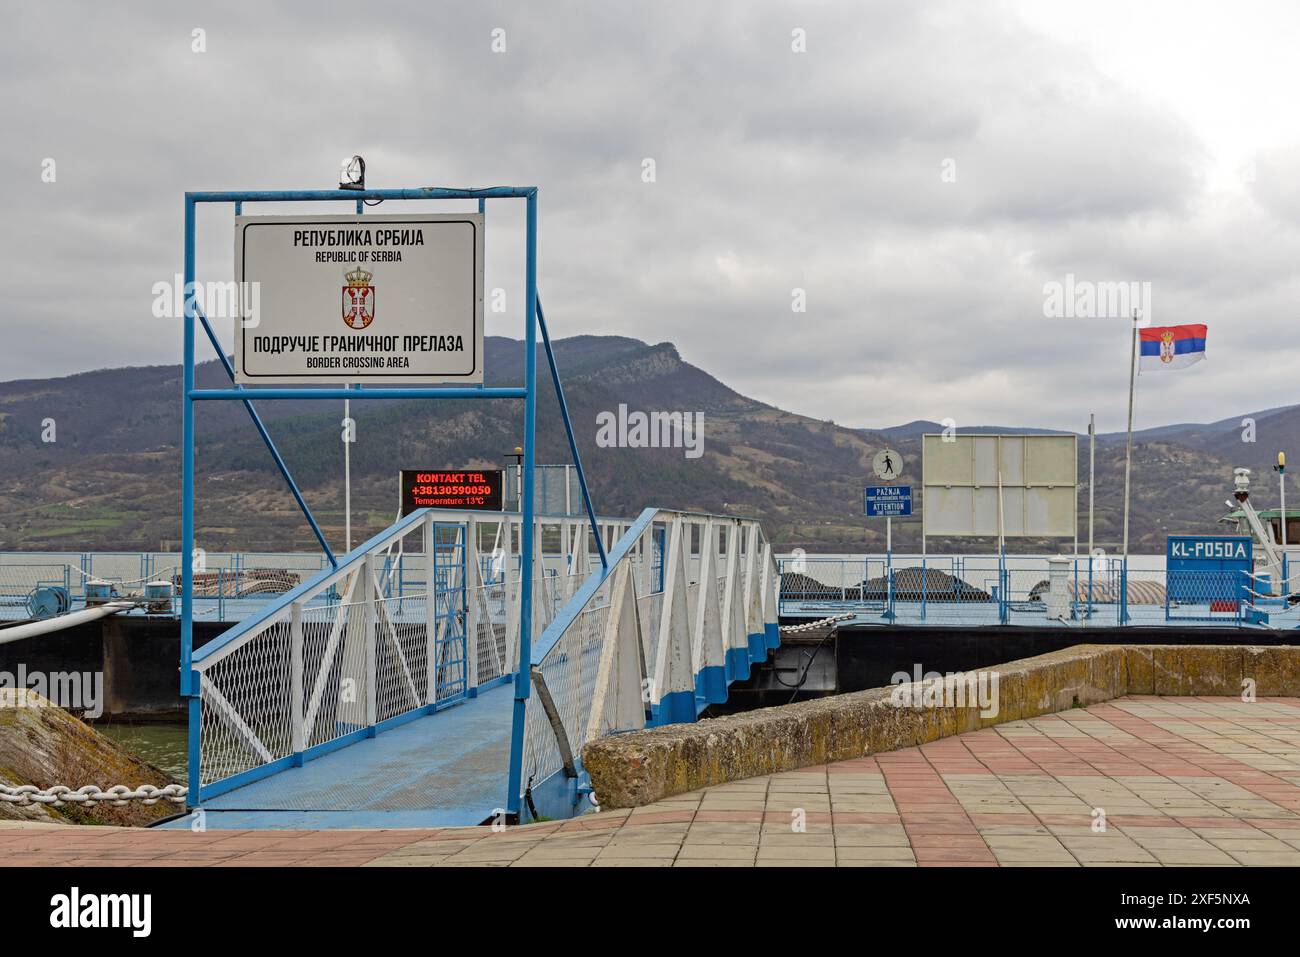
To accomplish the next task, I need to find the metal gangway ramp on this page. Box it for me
[177,507,781,828]
[171,182,778,828]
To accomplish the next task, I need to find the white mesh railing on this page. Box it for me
[471,578,510,686]
[638,590,666,678]
[198,620,294,786]
[193,510,469,793]
[191,508,641,798]
[299,580,369,751]
[521,509,781,815]
[522,574,615,788]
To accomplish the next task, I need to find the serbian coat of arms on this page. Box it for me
[1158,329,1175,363]
[342,267,375,329]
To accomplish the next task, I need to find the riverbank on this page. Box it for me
[0,688,179,826]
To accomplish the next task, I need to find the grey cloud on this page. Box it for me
[0,0,1291,435]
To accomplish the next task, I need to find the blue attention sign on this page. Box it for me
[865,485,912,517]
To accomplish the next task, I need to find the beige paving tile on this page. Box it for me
[834,859,919,867]
[834,845,915,862]
[1225,849,1300,865]
[1145,846,1238,865]
[590,857,675,867]
[673,858,757,867]
[598,842,682,858]
[676,843,756,860]
[756,845,836,862]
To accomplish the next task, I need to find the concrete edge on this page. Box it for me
[581,642,1300,809]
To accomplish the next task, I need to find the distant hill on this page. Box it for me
[874,421,1076,440]
[0,335,1289,553]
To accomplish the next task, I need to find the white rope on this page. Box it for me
[0,783,187,807]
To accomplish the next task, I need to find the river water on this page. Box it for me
[95,722,188,779]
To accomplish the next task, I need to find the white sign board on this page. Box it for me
[922,433,1077,538]
[234,213,484,384]
[873,448,903,481]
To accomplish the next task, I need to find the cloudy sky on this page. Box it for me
[5,0,1300,433]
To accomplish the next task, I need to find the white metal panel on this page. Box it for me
[923,433,1077,538]
[234,212,485,384]
[1025,435,1077,486]
[923,434,973,485]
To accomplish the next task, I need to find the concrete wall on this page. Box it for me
[0,617,226,719]
[830,624,1296,694]
[582,643,1300,809]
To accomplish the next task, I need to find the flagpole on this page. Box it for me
[1088,412,1095,559]
[1121,312,1139,557]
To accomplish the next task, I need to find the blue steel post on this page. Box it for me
[885,549,894,621]
[536,297,607,567]
[1081,553,1092,621]
[194,306,337,565]
[1072,557,1078,620]
[192,387,524,400]
[1120,558,1129,624]
[506,189,538,818]
[921,556,927,621]
[178,185,537,810]
[182,196,200,805]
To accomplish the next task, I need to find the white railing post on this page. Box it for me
[693,519,726,704]
[425,513,437,704]
[364,552,378,728]
[586,562,648,740]
[759,541,779,649]
[641,525,656,595]
[651,516,695,724]
[465,515,479,692]
[290,598,304,755]
[532,519,544,641]
[742,523,764,658]
[720,522,746,678]
[505,516,520,674]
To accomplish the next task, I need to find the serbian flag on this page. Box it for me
[1139,324,1206,371]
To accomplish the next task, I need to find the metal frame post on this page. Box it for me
[921,555,927,621]
[466,515,480,693]
[179,184,546,814]
[193,304,336,565]
[506,190,538,818]
[364,552,378,730]
[425,514,437,704]
[1120,557,1129,624]
[182,196,200,806]
[537,297,607,567]
[289,599,304,759]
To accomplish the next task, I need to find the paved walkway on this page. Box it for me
[5,696,1300,867]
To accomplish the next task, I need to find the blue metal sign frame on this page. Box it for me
[1165,535,1252,618]
[180,185,603,818]
[865,485,912,517]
